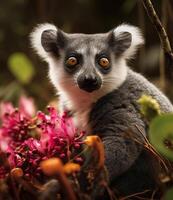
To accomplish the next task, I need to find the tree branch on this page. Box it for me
[142,0,173,79]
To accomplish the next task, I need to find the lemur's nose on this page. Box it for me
[85,76,98,86]
[77,75,102,93]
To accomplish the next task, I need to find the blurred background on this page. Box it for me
[0,0,173,109]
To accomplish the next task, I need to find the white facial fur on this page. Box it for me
[30,23,144,132]
[113,24,144,59]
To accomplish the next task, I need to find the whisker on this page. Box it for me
[103,79,122,84]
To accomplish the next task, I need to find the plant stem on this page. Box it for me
[142,0,173,79]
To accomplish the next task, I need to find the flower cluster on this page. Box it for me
[0,97,85,180]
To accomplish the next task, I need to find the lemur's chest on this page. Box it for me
[74,109,92,133]
[59,92,96,133]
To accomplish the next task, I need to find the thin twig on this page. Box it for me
[134,125,170,172]
[120,189,151,200]
[142,0,173,79]
[101,181,118,200]
[142,0,173,57]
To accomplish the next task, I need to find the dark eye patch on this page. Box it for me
[64,51,83,73]
[96,51,110,60]
[65,51,83,65]
[95,51,112,74]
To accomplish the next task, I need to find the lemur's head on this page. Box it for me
[31,24,144,99]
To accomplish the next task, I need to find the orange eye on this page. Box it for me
[99,57,110,69]
[66,57,78,66]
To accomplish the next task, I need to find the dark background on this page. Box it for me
[0,0,173,109]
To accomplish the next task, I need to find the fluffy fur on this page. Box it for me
[30,23,57,61]
[90,68,173,194]
[30,23,143,131]
[113,24,144,59]
[30,23,173,197]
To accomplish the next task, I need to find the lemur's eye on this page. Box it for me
[66,57,78,66]
[99,57,110,69]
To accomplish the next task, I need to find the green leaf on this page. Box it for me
[149,114,173,161]
[137,94,161,121]
[8,52,35,84]
[164,187,173,200]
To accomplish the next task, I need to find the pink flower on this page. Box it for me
[19,95,36,118]
[0,129,10,151]
[0,96,36,148]
[1,109,31,146]
[37,107,77,141]
[0,102,85,180]
[0,102,14,120]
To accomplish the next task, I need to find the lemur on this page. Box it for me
[31,23,173,197]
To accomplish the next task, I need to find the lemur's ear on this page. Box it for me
[30,23,66,60]
[108,24,144,59]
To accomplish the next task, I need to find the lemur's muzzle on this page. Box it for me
[77,75,102,93]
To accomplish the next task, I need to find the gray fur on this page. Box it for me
[108,31,132,56]
[31,23,173,197]
[89,68,173,194]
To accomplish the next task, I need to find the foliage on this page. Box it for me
[0,0,173,199]
[8,52,35,84]
[138,95,173,161]
[149,114,173,161]
[138,94,173,200]
[138,94,161,121]
[164,187,173,200]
